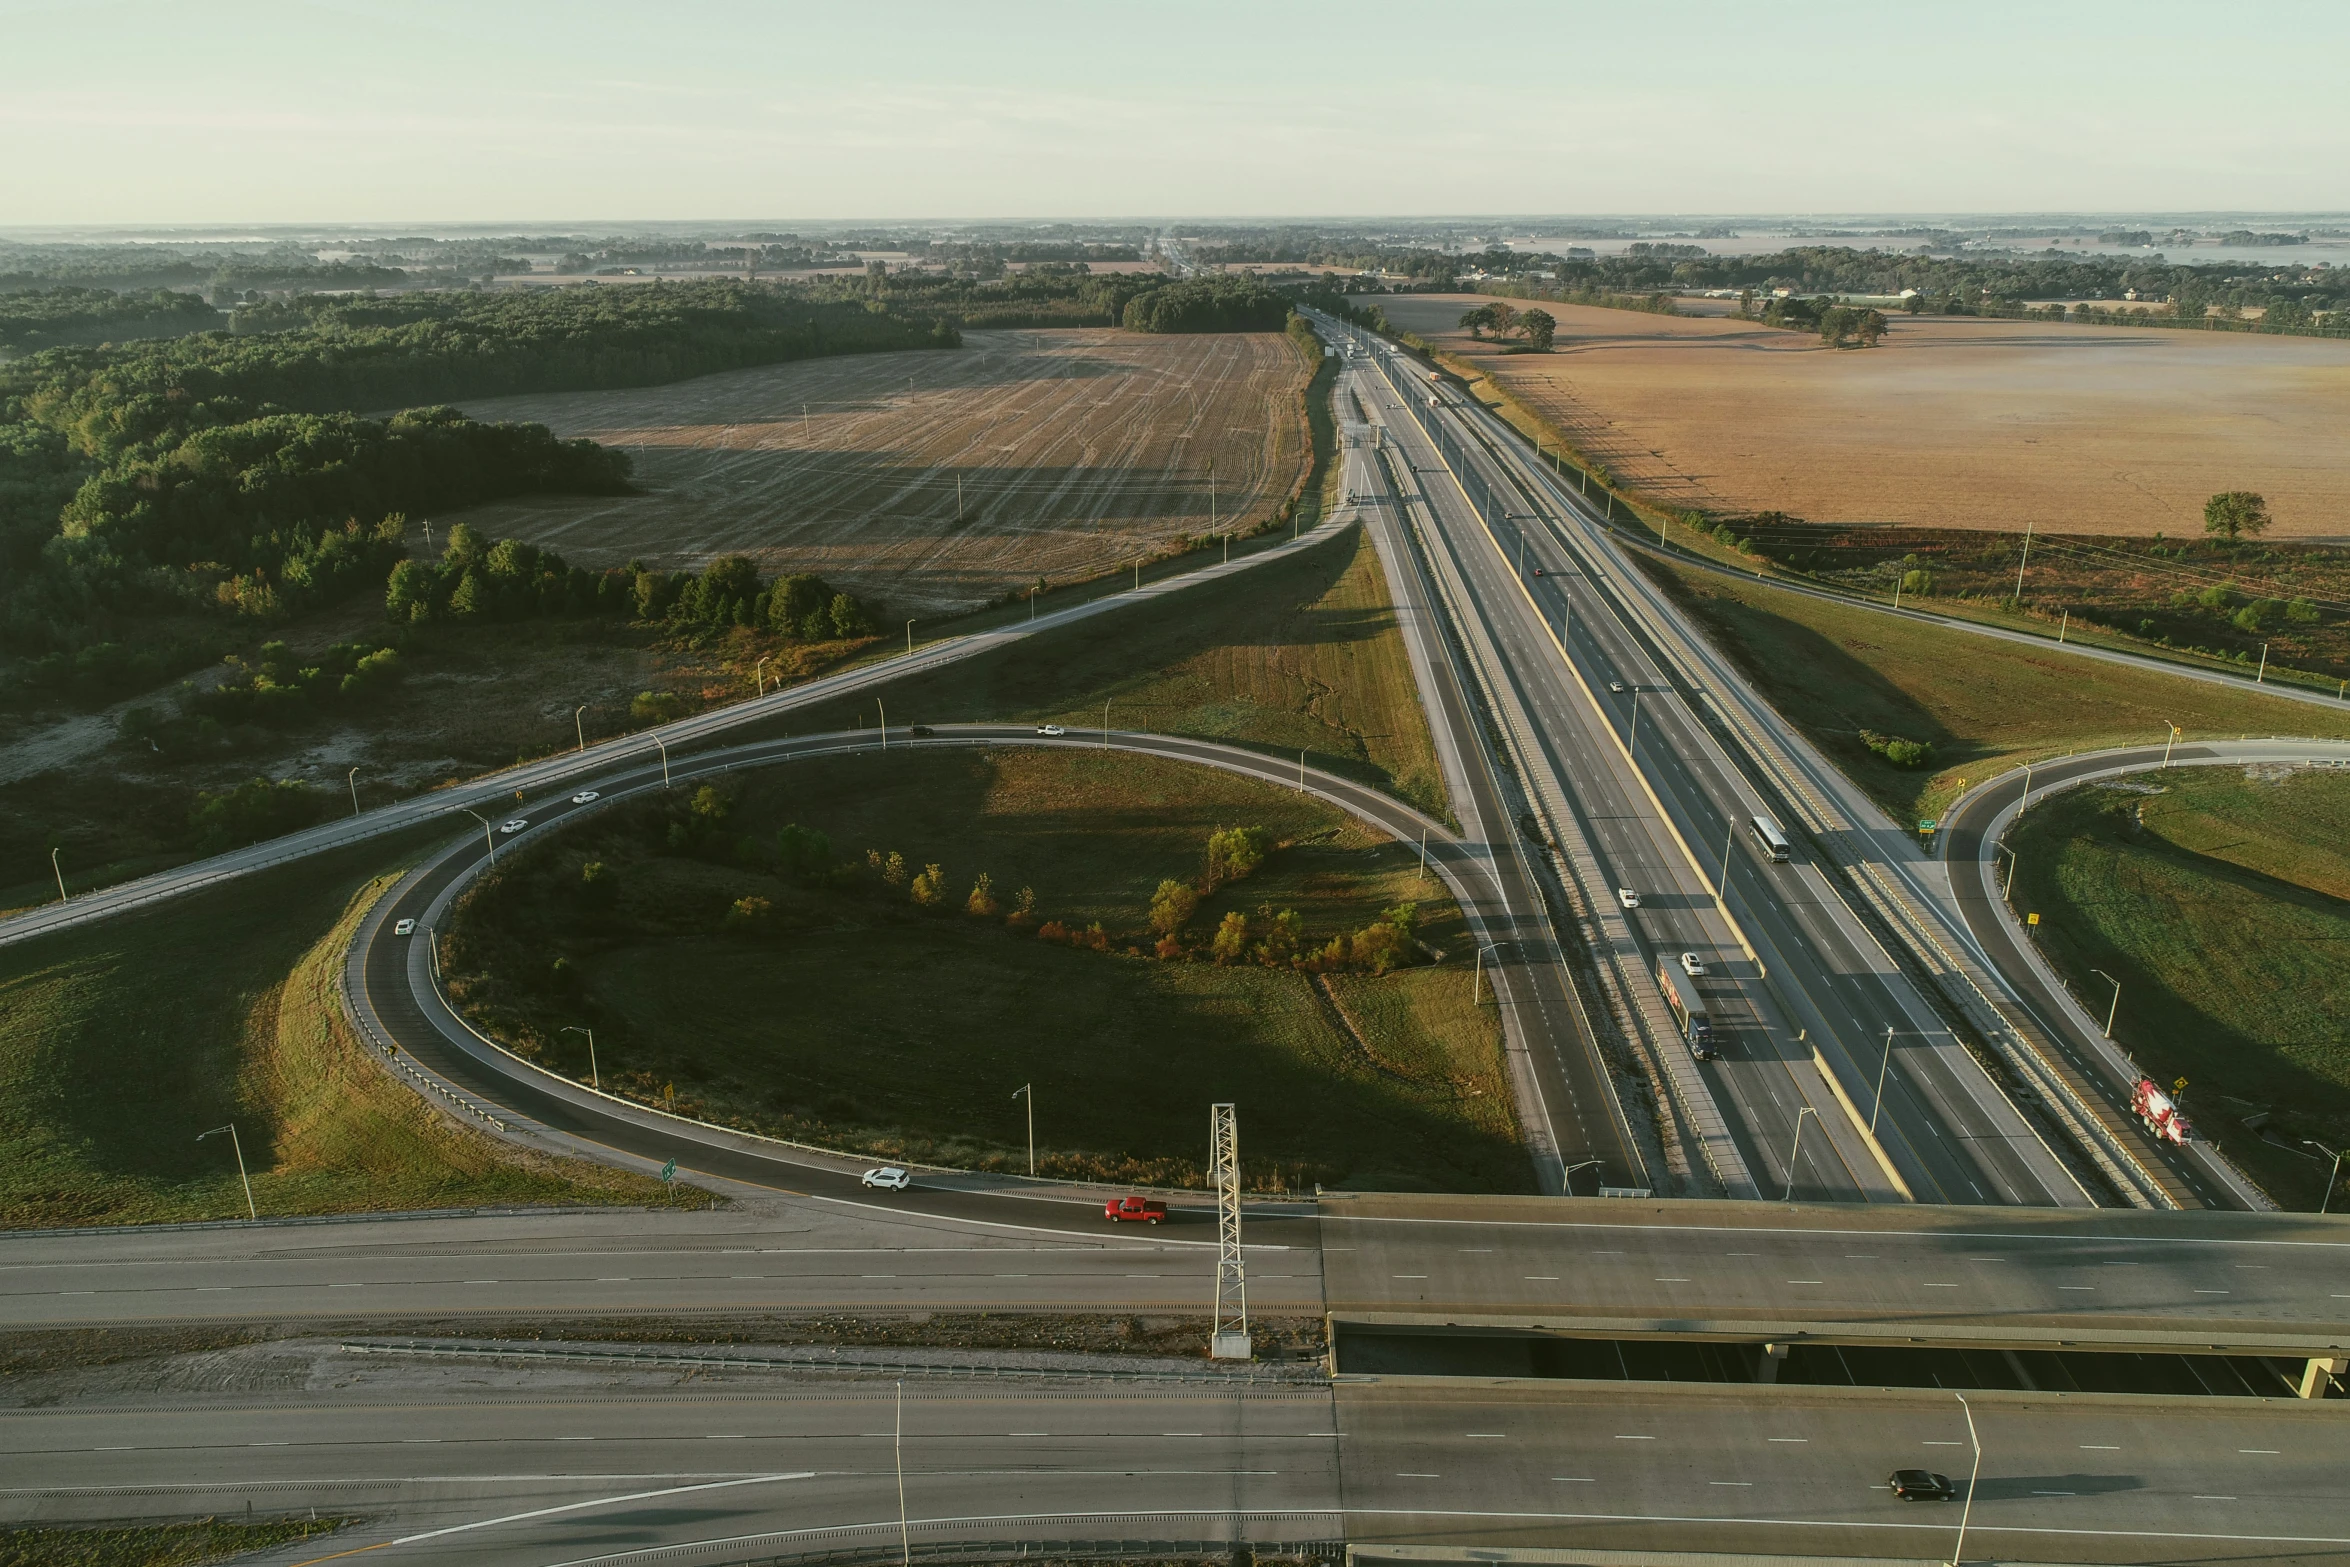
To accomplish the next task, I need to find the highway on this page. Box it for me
[1322,327,2082,1212]
[8,1323,2350,1564]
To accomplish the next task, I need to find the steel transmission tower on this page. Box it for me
[1210,1103,1249,1359]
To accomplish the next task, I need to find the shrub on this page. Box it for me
[775,823,832,879]
[631,690,688,725]
[725,895,774,929]
[2233,599,2281,633]
[1254,908,1304,967]
[909,863,947,906]
[187,776,327,853]
[2286,597,2321,625]
[1899,568,1932,596]
[580,859,616,906]
[966,872,999,917]
[1007,885,1037,929]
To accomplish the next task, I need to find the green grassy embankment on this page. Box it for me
[443,747,1523,1194]
[785,521,1450,822]
[0,1517,348,1567]
[0,829,697,1229]
[2006,766,2350,1209]
[1642,555,2350,826]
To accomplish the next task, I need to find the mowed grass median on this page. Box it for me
[2007,765,2350,1210]
[442,747,1525,1194]
[1644,555,2350,825]
[0,830,694,1229]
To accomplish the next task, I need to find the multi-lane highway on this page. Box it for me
[1320,325,2086,1212]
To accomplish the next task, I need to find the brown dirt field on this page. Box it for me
[448,328,1312,617]
[1378,292,2350,541]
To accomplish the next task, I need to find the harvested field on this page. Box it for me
[449,328,1313,617]
[1378,292,2350,540]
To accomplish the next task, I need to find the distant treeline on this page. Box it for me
[0,287,223,352]
[0,280,956,675]
[859,271,1292,334]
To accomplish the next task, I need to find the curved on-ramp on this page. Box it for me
[342,724,1526,1234]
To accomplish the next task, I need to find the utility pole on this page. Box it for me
[2013,516,2035,601]
[50,847,65,904]
[198,1125,257,1220]
[1012,1083,1034,1176]
[654,736,672,789]
[1209,1104,1249,1359]
[575,705,588,752]
[348,768,361,818]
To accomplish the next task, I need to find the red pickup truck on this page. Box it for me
[1104,1196,1167,1225]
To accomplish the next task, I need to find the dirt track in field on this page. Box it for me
[1380,293,2350,540]
[449,328,1310,616]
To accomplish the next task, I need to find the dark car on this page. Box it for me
[1888,1469,1956,1501]
[1532,567,1545,577]
[910,725,934,737]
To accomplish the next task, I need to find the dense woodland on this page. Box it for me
[0,287,224,352]
[0,281,957,689]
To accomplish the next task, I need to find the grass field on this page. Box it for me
[1375,293,2350,540]
[781,522,1448,820]
[0,1518,348,1567]
[451,328,1314,617]
[442,747,1524,1194]
[0,829,694,1228]
[1643,555,2350,824]
[2007,766,2350,1209]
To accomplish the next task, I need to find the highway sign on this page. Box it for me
[659,1158,677,1184]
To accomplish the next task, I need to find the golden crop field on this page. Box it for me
[448,327,1312,616]
[1379,293,2350,539]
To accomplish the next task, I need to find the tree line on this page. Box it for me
[0,287,223,352]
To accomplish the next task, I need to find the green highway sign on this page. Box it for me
[659,1158,677,1184]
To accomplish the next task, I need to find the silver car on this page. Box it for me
[860,1166,912,1191]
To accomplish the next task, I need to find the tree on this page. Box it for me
[1458,305,1497,338]
[1210,910,1252,964]
[965,871,998,917]
[909,862,947,906]
[1204,825,1267,887]
[1488,300,1518,340]
[1148,879,1199,937]
[2203,491,2271,540]
[1519,309,1555,351]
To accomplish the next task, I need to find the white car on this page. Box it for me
[393,918,416,937]
[1617,888,1640,910]
[499,818,528,834]
[1679,951,1707,978]
[860,1166,912,1191]
[570,791,600,804]
[1036,724,1066,737]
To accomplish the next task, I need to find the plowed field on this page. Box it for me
[448,328,1312,616]
[1378,292,2350,540]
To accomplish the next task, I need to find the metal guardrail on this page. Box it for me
[339,1337,1328,1387]
[730,1537,1344,1567]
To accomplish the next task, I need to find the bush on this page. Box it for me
[909,862,947,906]
[1859,728,1937,768]
[1210,910,1252,964]
[1148,878,1200,936]
[1204,825,1267,887]
[187,776,327,853]
[630,690,689,725]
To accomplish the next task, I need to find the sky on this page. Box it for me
[7,0,2349,225]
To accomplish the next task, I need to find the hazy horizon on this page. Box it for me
[8,0,2347,225]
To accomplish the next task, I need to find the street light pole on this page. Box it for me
[1473,942,1501,1005]
[463,808,498,865]
[2162,722,2180,767]
[755,656,770,697]
[905,619,916,658]
[2306,1140,2345,1214]
[561,1025,599,1090]
[1417,827,1429,889]
[877,700,887,754]
[1950,1394,1983,1567]
[50,846,66,904]
[2091,968,2122,1037]
[654,736,672,789]
[1102,699,1111,748]
[1873,1027,1895,1136]
[1781,1106,1818,1203]
[347,767,361,818]
[894,1380,911,1567]
[576,705,588,752]
[1013,1083,1034,1176]
[198,1124,257,1221]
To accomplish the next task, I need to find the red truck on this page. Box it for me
[1104,1196,1167,1225]
[2131,1078,2192,1145]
